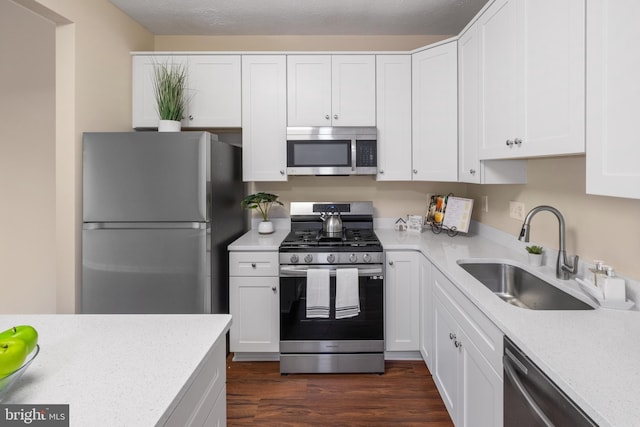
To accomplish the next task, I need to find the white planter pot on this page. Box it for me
[527,253,543,267]
[158,120,181,132]
[258,221,274,234]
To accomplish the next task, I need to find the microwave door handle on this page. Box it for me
[503,351,554,427]
[351,139,357,172]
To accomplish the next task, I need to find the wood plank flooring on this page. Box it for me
[226,355,454,426]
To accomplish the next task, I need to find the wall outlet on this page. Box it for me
[509,201,525,221]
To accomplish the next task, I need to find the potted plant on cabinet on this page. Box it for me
[241,192,284,234]
[153,61,187,132]
[525,245,544,267]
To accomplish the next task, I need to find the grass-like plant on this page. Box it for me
[241,192,284,221]
[525,245,543,254]
[153,62,187,121]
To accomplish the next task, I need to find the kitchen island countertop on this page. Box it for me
[0,314,231,427]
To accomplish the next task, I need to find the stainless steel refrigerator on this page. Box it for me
[82,131,246,314]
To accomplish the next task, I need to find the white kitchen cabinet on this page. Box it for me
[132,54,241,129]
[419,254,434,370]
[385,251,420,352]
[229,251,280,354]
[457,21,527,184]
[431,266,503,427]
[241,55,287,182]
[412,41,458,182]
[376,55,413,181]
[586,0,640,199]
[478,0,585,159]
[287,55,376,127]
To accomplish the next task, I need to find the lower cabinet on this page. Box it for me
[229,251,280,354]
[385,251,420,352]
[431,265,503,427]
[419,254,434,368]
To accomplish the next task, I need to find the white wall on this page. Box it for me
[0,1,56,313]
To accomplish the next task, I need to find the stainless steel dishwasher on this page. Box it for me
[503,337,598,427]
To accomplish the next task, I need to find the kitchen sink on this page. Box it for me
[457,261,594,310]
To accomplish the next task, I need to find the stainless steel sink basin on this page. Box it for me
[458,262,593,310]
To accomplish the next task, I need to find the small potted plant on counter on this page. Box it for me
[153,61,187,132]
[526,245,544,267]
[241,192,284,234]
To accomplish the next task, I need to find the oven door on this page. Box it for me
[279,265,384,353]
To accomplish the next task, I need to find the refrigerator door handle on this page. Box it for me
[83,222,206,230]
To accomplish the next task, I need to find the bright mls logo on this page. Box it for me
[0,405,68,426]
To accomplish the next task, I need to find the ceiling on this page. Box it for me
[109,0,489,36]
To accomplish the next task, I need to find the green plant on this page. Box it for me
[526,245,543,255]
[241,192,284,221]
[153,62,187,121]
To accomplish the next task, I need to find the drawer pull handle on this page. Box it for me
[251,263,257,268]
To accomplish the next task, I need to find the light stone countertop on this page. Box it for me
[231,224,639,427]
[228,229,289,251]
[0,314,231,427]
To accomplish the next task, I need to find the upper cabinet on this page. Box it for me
[132,54,241,129]
[241,55,288,182]
[458,18,527,184]
[586,0,640,199]
[376,55,413,181]
[478,0,585,159]
[412,41,458,182]
[287,55,376,127]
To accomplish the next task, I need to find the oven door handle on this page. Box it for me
[503,349,554,427]
[279,266,383,277]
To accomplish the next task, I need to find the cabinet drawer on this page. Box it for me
[433,267,503,376]
[229,251,279,276]
[163,337,226,426]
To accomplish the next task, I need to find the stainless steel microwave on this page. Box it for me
[286,127,377,176]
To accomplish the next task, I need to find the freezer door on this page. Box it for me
[82,224,210,314]
[83,132,210,222]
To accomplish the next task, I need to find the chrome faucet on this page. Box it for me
[518,205,579,280]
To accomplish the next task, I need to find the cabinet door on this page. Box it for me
[458,24,481,184]
[287,55,332,126]
[242,55,287,182]
[132,55,188,128]
[458,329,503,427]
[433,294,460,425]
[412,42,458,181]
[385,251,420,351]
[187,55,241,127]
[478,0,520,158]
[331,55,376,126]
[376,55,413,181]
[229,276,279,353]
[419,255,433,370]
[586,0,640,199]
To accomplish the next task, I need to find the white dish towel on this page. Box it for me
[336,268,360,319]
[306,269,330,318]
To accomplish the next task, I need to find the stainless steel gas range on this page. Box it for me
[278,202,384,374]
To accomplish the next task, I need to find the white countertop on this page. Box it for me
[228,229,289,251]
[0,314,231,427]
[230,225,639,427]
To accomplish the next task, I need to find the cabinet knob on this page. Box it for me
[333,114,339,120]
[379,169,384,174]
[325,114,330,120]
[514,138,523,146]
[469,169,476,175]
[454,340,462,349]
[280,170,285,175]
[388,260,394,266]
[272,286,277,293]
[449,332,456,340]
[506,140,514,147]
[413,169,418,174]
[251,263,257,268]
[189,115,194,121]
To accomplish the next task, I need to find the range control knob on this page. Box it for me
[363,253,372,263]
[349,253,358,263]
[304,254,313,264]
[290,254,299,264]
[327,254,336,263]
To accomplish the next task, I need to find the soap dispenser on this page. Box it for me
[601,267,626,302]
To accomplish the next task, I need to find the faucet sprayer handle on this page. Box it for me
[563,255,579,275]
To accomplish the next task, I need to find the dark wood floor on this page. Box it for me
[226,355,454,426]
